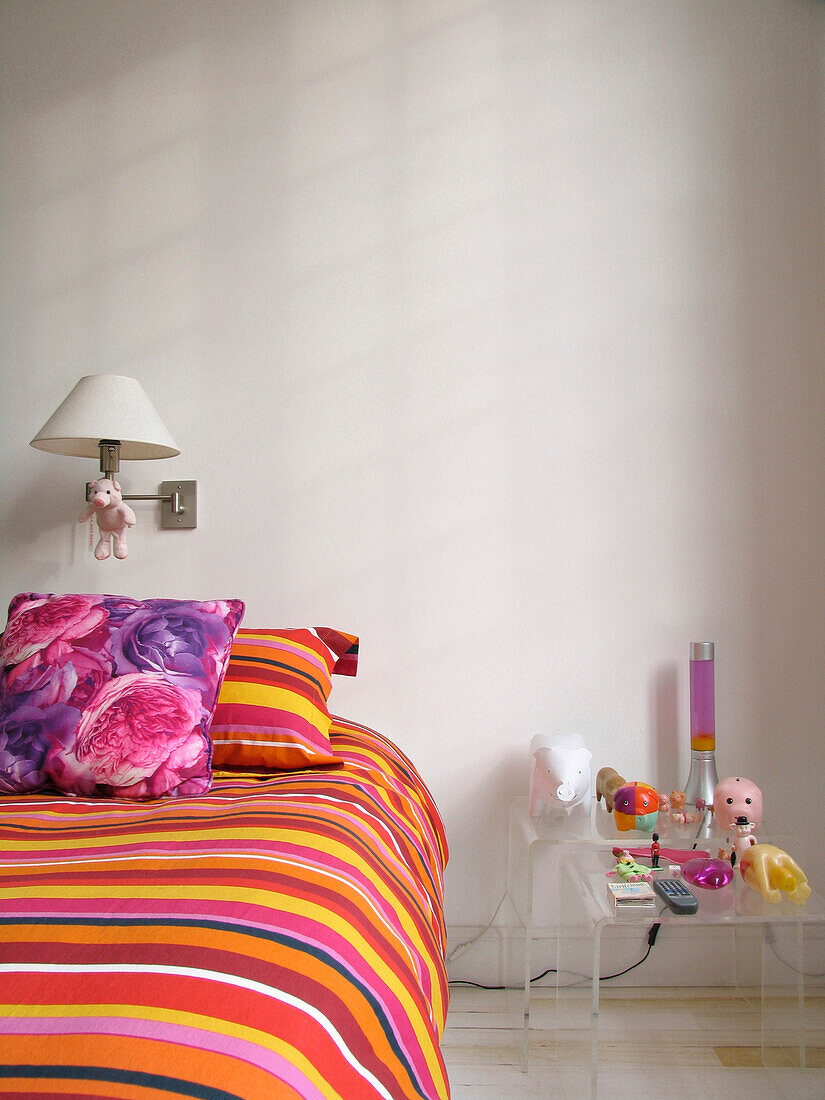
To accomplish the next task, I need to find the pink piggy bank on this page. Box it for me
[713,776,763,831]
[529,732,592,816]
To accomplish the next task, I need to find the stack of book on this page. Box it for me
[606,879,656,909]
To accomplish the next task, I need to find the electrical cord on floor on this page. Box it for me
[445,892,508,965]
[763,922,825,978]
[449,921,661,991]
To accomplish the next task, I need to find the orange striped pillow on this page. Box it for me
[210,627,358,770]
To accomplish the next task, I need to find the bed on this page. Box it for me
[0,593,450,1100]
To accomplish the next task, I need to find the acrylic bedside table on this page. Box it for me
[560,844,825,1098]
[506,793,824,1094]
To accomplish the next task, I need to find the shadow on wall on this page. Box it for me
[650,661,680,796]
[443,741,527,928]
[4,469,83,577]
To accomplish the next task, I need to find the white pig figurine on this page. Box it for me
[529,731,592,817]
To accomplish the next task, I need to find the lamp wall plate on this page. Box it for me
[160,480,197,529]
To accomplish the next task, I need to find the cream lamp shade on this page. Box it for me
[30,374,179,460]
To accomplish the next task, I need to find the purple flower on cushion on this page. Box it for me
[111,600,241,705]
[5,641,113,710]
[0,594,108,666]
[4,652,79,705]
[0,691,79,793]
[67,672,206,797]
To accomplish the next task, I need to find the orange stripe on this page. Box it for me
[0,1033,297,1098]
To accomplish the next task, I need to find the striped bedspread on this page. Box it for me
[0,717,450,1099]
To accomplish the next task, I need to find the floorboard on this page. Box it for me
[442,986,825,1098]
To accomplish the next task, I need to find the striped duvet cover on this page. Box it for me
[0,717,450,1099]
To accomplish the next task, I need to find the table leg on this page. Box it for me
[521,845,534,1071]
[591,924,601,1099]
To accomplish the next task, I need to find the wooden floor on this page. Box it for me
[442,985,825,1098]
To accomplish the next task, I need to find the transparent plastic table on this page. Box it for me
[506,795,824,1096]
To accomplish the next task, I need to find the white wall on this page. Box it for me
[2,0,824,960]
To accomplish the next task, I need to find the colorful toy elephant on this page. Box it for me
[78,478,136,560]
[613,782,659,833]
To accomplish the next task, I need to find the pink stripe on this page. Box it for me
[0,898,434,1078]
[237,635,333,678]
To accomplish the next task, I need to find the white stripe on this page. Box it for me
[0,850,421,986]
[0,962,395,1100]
[210,739,309,749]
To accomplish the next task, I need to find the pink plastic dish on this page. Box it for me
[681,857,733,890]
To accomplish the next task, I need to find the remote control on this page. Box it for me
[653,877,698,914]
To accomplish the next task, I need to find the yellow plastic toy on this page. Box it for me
[739,843,811,905]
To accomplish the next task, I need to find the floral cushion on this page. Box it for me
[0,592,244,800]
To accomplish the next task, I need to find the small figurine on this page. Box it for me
[615,843,710,866]
[613,781,659,832]
[728,815,758,867]
[712,776,763,831]
[607,850,652,882]
[650,832,661,869]
[669,789,701,824]
[739,843,810,905]
[78,478,136,561]
[595,767,626,812]
[529,732,592,816]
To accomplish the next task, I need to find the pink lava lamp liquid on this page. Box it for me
[684,641,719,815]
[689,643,715,752]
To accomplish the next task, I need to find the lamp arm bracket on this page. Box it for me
[124,491,182,511]
[84,480,197,529]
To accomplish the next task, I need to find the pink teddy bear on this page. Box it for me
[78,478,136,560]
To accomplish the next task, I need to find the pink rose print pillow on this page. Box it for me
[0,592,244,800]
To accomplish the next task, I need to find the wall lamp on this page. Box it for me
[30,374,197,557]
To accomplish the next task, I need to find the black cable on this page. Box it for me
[764,925,825,978]
[449,921,662,991]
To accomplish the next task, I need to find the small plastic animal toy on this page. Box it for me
[613,781,659,832]
[607,851,652,882]
[595,767,626,812]
[712,776,763,831]
[668,789,701,824]
[78,478,136,560]
[727,815,758,866]
[529,732,592,816]
[739,843,810,905]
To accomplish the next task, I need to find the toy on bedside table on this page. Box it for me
[650,832,661,869]
[668,789,702,824]
[681,857,734,890]
[613,781,659,832]
[607,850,652,882]
[712,776,763,831]
[596,767,626,812]
[78,478,136,561]
[529,732,592,816]
[717,815,758,867]
[616,843,711,865]
[739,844,811,905]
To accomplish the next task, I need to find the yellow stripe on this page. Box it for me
[0,881,441,1065]
[217,681,329,726]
